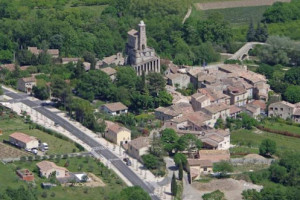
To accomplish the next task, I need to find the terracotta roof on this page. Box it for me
[28,47,42,55]
[166,73,180,80]
[203,103,230,114]
[202,138,219,147]
[187,67,203,77]
[199,149,230,156]
[250,100,266,110]
[36,161,67,172]
[191,93,210,103]
[62,58,80,63]
[227,85,247,95]
[105,121,130,134]
[100,67,117,76]
[186,111,211,127]
[47,49,59,55]
[9,132,37,144]
[128,137,149,150]
[229,105,242,115]
[246,104,260,114]
[0,64,15,71]
[187,159,213,167]
[270,101,295,108]
[20,77,36,83]
[198,88,229,102]
[208,134,224,143]
[102,102,128,112]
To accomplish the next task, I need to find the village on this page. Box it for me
[0,13,300,200]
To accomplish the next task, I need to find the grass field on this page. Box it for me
[0,157,125,200]
[230,128,300,157]
[262,120,300,135]
[0,118,81,155]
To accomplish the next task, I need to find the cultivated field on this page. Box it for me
[0,142,29,160]
[195,0,290,10]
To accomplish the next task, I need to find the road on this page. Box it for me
[229,42,265,60]
[3,88,160,200]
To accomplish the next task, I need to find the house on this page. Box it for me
[268,101,300,123]
[166,73,190,89]
[229,105,242,119]
[127,137,150,162]
[100,67,117,81]
[104,121,131,145]
[190,93,211,111]
[198,150,230,163]
[17,77,36,94]
[244,104,261,119]
[202,103,230,127]
[16,169,34,181]
[0,63,16,72]
[226,85,248,106]
[155,102,194,121]
[9,132,39,150]
[100,53,124,67]
[198,88,230,105]
[100,102,128,116]
[62,58,80,64]
[187,159,213,182]
[249,100,267,115]
[28,47,59,58]
[36,161,69,178]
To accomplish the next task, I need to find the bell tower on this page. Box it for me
[138,20,147,50]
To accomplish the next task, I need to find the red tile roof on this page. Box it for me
[10,132,37,143]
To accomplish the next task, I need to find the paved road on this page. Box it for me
[3,88,159,200]
[229,42,265,60]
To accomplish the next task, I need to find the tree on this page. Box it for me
[246,20,256,42]
[156,90,173,107]
[203,190,226,200]
[142,154,159,170]
[179,162,183,180]
[116,67,138,90]
[259,139,276,157]
[255,23,268,42]
[213,161,233,178]
[160,128,179,155]
[173,153,187,166]
[171,172,177,196]
[147,73,165,96]
[119,186,151,200]
[284,67,300,85]
[73,60,85,79]
[284,85,300,103]
[32,85,50,100]
[240,113,258,130]
[83,51,96,70]
[269,164,287,183]
[176,134,202,154]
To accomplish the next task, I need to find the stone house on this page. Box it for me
[187,159,213,182]
[100,53,125,67]
[9,132,39,150]
[36,161,69,178]
[268,101,300,123]
[16,169,34,181]
[198,88,230,105]
[229,105,242,119]
[127,137,150,162]
[17,77,36,94]
[104,121,131,145]
[244,104,261,119]
[100,102,128,116]
[28,47,59,58]
[190,93,211,111]
[0,63,16,72]
[100,67,117,81]
[155,102,194,121]
[166,73,190,89]
[226,85,248,106]
[202,103,230,127]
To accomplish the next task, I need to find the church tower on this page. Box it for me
[138,20,147,50]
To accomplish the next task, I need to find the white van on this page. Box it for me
[41,143,49,151]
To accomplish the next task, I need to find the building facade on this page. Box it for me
[125,21,160,75]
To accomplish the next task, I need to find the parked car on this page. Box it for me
[123,158,131,166]
[31,148,38,155]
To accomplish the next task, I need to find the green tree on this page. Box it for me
[171,172,177,196]
[116,67,138,90]
[179,161,183,180]
[203,190,226,200]
[284,85,300,103]
[142,154,159,170]
[176,134,202,154]
[213,161,233,178]
[246,20,256,42]
[156,90,173,107]
[147,73,165,96]
[259,139,276,157]
[119,186,151,200]
[32,85,50,100]
[269,164,287,183]
[174,153,187,166]
[160,128,179,155]
[284,67,300,85]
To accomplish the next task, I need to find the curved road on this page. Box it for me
[3,88,159,200]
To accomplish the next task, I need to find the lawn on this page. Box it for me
[0,156,125,200]
[230,128,300,157]
[0,117,81,155]
[262,120,300,135]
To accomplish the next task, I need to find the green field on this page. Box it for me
[231,128,300,157]
[262,121,300,135]
[0,157,125,200]
[0,118,81,154]
[190,5,267,25]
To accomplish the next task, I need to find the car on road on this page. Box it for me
[123,158,132,166]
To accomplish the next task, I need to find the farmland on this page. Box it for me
[0,156,125,200]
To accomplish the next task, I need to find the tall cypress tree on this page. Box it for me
[179,162,183,180]
[246,19,256,42]
[171,172,177,196]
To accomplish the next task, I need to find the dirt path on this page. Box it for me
[192,178,263,200]
[182,7,192,24]
[195,0,290,10]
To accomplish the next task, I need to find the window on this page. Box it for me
[281,108,283,111]
[275,108,278,111]
[204,167,207,171]
[270,107,273,110]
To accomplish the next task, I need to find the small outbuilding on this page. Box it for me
[9,132,39,150]
[100,102,128,116]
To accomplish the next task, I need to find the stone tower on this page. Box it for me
[138,20,147,50]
